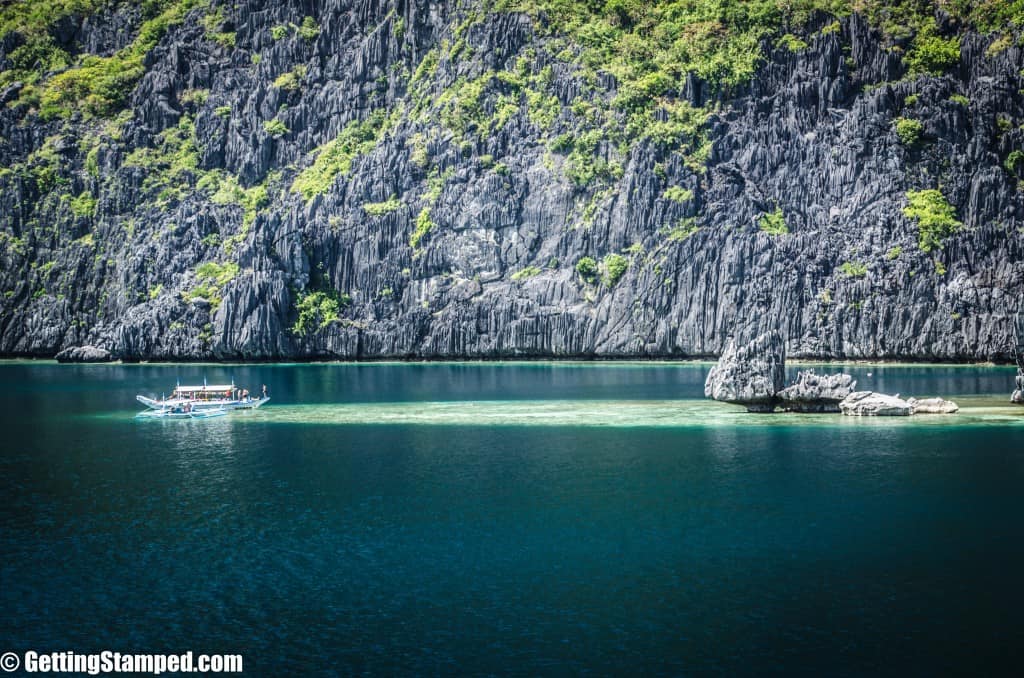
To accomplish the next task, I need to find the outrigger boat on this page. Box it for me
[136,405,229,420]
[136,381,270,414]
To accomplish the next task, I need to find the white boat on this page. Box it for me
[137,382,270,412]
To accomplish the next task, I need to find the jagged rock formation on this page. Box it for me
[1,2,1024,361]
[54,345,113,363]
[704,331,785,412]
[907,396,959,414]
[778,369,856,412]
[839,391,913,416]
[1013,314,1024,403]
[704,332,955,415]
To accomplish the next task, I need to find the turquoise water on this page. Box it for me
[2,361,1024,674]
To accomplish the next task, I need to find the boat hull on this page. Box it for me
[136,395,270,411]
[136,408,229,420]
[234,397,270,409]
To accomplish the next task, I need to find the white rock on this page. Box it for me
[778,369,857,412]
[839,391,913,416]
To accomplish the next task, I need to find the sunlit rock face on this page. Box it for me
[54,345,113,363]
[839,391,913,416]
[779,370,856,413]
[1,2,1023,361]
[704,331,786,412]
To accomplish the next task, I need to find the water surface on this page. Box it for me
[2,361,1023,674]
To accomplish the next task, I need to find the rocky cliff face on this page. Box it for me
[1,1,1023,361]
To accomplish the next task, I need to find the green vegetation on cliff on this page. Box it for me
[905,25,960,75]
[511,265,542,281]
[409,208,436,249]
[184,260,239,310]
[122,114,200,206]
[503,0,832,94]
[903,189,963,252]
[894,117,924,145]
[292,109,401,200]
[2,0,1017,127]
[263,118,290,137]
[602,253,629,287]
[273,65,307,91]
[292,290,350,336]
[758,205,789,235]
[575,256,598,283]
[25,1,207,117]
[499,0,1020,102]
[840,261,867,278]
[363,197,403,216]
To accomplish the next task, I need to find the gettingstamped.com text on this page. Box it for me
[1,651,242,674]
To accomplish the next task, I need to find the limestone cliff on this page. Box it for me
[1,1,1022,360]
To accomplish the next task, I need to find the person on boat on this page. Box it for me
[262,384,267,398]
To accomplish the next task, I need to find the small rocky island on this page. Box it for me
[705,331,959,416]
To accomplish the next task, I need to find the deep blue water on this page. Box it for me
[2,361,1024,675]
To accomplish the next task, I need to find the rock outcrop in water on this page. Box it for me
[839,391,914,416]
[704,337,954,416]
[778,369,856,413]
[54,345,113,363]
[1014,314,1024,404]
[907,397,960,414]
[1,2,1023,362]
[704,331,786,412]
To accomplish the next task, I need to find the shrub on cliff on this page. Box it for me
[840,261,868,278]
[758,205,789,235]
[603,254,629,287]
[273,66,307,91]
[575,257,598,283]
[263,118,289,137]
[903,189,962,252]
[905,24,960,75]
[409,208,435,248]
[292,290,350,336]
[363,196,402,217]
[894,117,924,145]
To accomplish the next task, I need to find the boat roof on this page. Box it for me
[174,385,234,392]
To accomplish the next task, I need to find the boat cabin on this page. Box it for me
[173,385,238,402]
